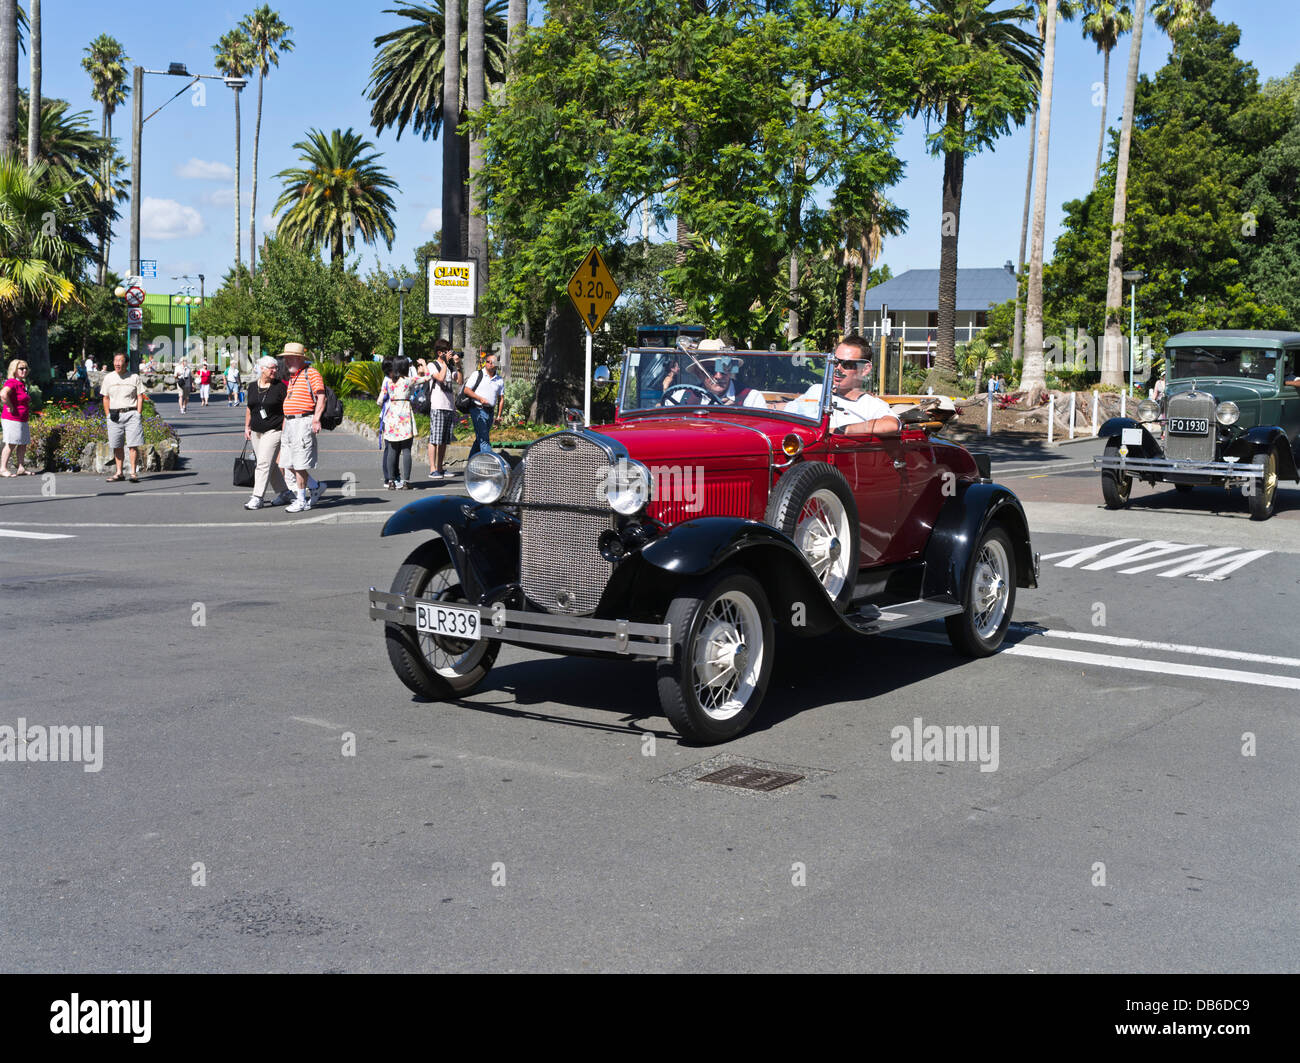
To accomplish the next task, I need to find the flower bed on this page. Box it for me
[341,397,560,444]
[24,398,179,472]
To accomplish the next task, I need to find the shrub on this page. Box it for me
[502,379,535,420]
[344,360,385,399]
[25,402,177,471]
[316,359,352,397]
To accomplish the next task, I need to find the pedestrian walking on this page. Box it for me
[379,357,416,489]
[0,359,33,476]
[242,356,293,510]
[198,362,213,405]
[175,357,191,413]
[278,342,327,513]
[100,353,146,483]
[226,360,241,407]
[425,340,460,478]
[462,353,505,457]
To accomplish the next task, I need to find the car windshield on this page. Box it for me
[619,348,832,419]
[1168,346,1280,383]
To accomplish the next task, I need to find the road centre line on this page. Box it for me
[1008,624,1300,669]
[888,630,1300,691]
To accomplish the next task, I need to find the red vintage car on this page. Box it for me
[369,347,1038,742]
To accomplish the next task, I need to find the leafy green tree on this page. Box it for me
[0,158,91,379]
[80,33,129,285]
[911,0,1040,389]
[240,6,294,279]
[1241,69,1300,325]
[273,128,398,266]
[1046,16,1290,357]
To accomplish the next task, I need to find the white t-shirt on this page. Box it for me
[467,370,505,410]
[785,385,893,429]
[721,383,768,408]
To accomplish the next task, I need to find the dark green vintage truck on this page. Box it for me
[1094,330,1300,520]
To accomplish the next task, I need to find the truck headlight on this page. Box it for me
[1137,400,1160,423]
[606,459,651,515]
[466,452,511,504]
[1215,401,1240,426]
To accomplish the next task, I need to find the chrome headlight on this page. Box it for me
[1137,399,1160,423]
[1215,401,1240,426]
[605,459,651,515]
[466,452,511,504]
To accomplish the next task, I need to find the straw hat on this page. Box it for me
[280,341,310,361]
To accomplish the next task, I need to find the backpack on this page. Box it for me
[456,370,483,414]
[411,379,432,416]
[305,369,345,430]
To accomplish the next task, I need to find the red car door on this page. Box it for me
[825,432,901,566]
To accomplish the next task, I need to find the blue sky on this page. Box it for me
[33,1,1300,295]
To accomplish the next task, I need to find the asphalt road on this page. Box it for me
[2,400,1296,972]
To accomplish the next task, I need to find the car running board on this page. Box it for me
[844,598,962,636]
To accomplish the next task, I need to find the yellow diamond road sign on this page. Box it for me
[567,247,620,334]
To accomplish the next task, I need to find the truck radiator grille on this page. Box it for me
[518,435,615,616]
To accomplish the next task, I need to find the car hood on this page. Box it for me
[590,415,796,465]
[1167,378,1273,403]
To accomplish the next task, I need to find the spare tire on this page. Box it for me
[764,461,859,610]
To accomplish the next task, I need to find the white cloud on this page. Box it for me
[141,198,204,240]
[202,187,236,207]
[175,157,235,180]
[261,213,277,234]
[419,207,443,233]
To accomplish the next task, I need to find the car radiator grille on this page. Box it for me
[648,476,750,526]
[519,435,615,616]
[1165,393,1216,463]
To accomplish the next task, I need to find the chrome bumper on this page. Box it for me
[1094,455,1264,484]
[368,589,674,659]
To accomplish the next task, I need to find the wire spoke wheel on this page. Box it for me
[691,591,762,721]
[969,539,1011,639]
[766,463,859,611]
[945,524,1017,658]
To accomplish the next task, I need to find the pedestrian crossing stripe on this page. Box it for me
[0,528,75,540]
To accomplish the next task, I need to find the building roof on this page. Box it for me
[861,268,1017,312]
[1166,330,1300,348]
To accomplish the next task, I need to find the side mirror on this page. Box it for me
[593,365,611,385]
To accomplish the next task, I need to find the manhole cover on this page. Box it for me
[698,765,804,792]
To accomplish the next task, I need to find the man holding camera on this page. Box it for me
[424,339,462,479]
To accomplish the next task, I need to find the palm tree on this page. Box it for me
[0,157,91,376]
[912,1,1041,386]
[1012,1,1077,371]
[1083,2,1133,187]
[367,2,509,290]
[0,0,17,151]
[467,0,487,299]
[853,196,907,335]
[1100,0,1212,384]
[273,128,398,265]
[507,0,526,54]
[1021,0,1061,407]
[240,6,294,280]
[25,0,38,164]
[213,28,255,285]
[81,34,130,284]
[1150,0,1212,36]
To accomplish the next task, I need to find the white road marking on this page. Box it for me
[1008,624,1300,669]
[0,528,75,540]
[0,513,388,529]
[1040,538,1271,578]
[291,715,349,731]
[888,630,1300,690]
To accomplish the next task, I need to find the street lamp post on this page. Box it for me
[388,276,415,360]
[1121,270,1145,396]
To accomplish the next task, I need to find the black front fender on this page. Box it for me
[599,517,844,636]
[1228,426,1300,481]
[921,483,1037,603]
[381,495,520,602]
[1097,417,1163,457]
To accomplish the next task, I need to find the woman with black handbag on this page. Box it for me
[241,356,291,510]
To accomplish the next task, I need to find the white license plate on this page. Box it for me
[1122,428,1144,446]
[416,601,481,641]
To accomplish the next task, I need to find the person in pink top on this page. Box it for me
[0,358,32,475]
[198,363,212,405]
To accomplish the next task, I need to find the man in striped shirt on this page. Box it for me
[279,342,327,513]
